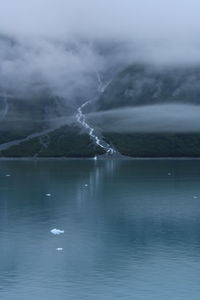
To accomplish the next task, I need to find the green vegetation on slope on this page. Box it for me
[105,132,200,157]
[0,125,105,158]
[2,63,200,157]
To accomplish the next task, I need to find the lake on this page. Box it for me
[0,159,200,299]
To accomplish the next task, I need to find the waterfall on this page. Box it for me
[76,74,116,156]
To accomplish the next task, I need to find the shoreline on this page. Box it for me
[1,156,200,161]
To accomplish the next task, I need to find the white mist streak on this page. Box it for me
[0,116,73,152]
[91,104,200,133]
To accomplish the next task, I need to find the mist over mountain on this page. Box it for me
[1,0,200,157]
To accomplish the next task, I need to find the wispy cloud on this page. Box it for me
[89,104,200,133]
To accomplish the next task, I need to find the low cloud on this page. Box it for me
[1,0,200,117]
[89,104,200,133]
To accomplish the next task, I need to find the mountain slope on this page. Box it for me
[98,64,200,110]
[95,64,200,157]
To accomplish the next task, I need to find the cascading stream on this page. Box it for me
[76,74,116,156]
[0,78,116,156]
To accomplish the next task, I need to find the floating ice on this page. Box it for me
[56,248,63,251]
[168,173,172,176]
[51,228,64,235]
[46,193,51,197]
[5,174,11,177]
[84,184,88,187]
[193,196,198,199]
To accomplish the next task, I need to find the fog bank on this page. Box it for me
[90,104,200,133]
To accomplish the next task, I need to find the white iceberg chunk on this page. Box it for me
[51,228,64,235]
[56,248,63,251]
[46,193,51,197]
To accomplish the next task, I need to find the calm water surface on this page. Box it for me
[0,159,200,299]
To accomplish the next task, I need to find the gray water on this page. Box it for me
[0,159,200,300]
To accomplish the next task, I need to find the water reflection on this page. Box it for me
[77,159,117,204]
[0,159,200,299]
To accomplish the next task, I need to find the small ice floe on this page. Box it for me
[84,184,88,187]
[5,174,11,177]
[45,193,51,197]
[193,196,198,199]
[50,228,64,235]
[168,172,172,176]
[56,248,63,251]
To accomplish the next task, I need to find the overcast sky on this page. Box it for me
[1,0,200,100]
[0,0,200,42]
